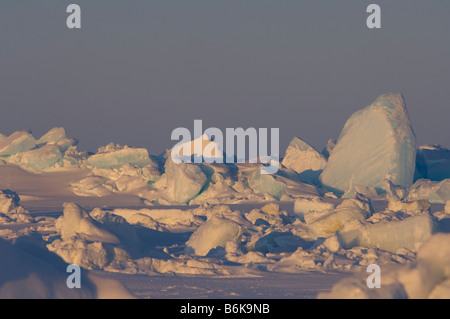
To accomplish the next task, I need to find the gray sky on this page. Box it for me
[1,1,449,154]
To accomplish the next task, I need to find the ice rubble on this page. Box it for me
[320,93,417,196]
[407,179,450,204]
[1,189,446,289]
[47,203,138,269]
[0,238,133,298]
[74,162,161,197]
[246,168,319,201]
[0,190,34,224]
[0,128,88,171]
[71,176,113,197]
[0,199,133,298]
[112,207,204,231]
[320,233,450,299]
[86,143,155,169]
[1,92,450,297]
[58,203,119,243]
[0,127,323,205]
[293,197,335,221]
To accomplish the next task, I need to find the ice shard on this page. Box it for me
[36,127,67,145]
[281,137,327,175]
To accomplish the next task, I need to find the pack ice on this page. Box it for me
[320,93,416,196]
[320,233,450,299]
[0,92,450,298]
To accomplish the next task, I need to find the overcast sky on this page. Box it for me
[0,1,449,154]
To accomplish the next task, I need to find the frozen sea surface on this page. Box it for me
[93,270,349,299]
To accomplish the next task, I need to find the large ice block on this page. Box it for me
[307,198,372,237]
[337,213,436,253]
[36,127,67,145]
[293,197,335,221]
[56,138,79,152]
[59,202,119,243]
[13,144,63,171]
[320,93,417,195]
[247,170,288,200]
[87,144,154,168]
[0,131,36,156]
[185,216,242,256]
[281,137,326,176]
[157,157,207,204]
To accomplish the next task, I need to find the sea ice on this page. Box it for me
[187,163,240,205]
[384,179,409,201]
[155,157,207,204]
[407,179,450,204]
[0,190,34,223]
[281,137,327,178]
[71,176,113,197]
[293,197,335,221]
[11,144,63,172]
[0,131,36,156]
[57,202,119,243]
[307,197,372,237]
[337,213,436,253]
[247,170,288,200]
[0,238,97,298]
[112,207,202,231]
[36,127,67,145]
[320,93,417,195]
[185,215,242,256]
[320,233,450,299]
[386,199,430,217]
[87,143,154,169]
[56,138,79,152]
